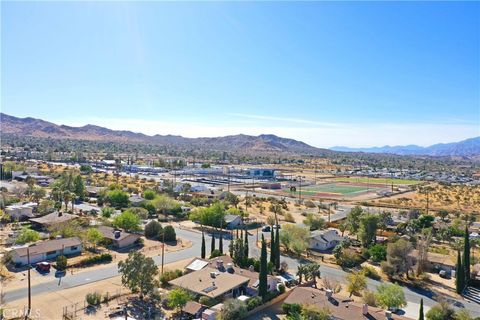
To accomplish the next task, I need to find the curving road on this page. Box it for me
[5,227,480,318]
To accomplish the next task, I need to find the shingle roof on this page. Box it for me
[169,267,250,299]
[182,301,204,315]
[284,287,412,320]
[13,237,82,257]
[97,226,140,241]
[29,212,79,226]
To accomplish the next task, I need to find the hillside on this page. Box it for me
[331,137,480,157]
[0,113,330,156]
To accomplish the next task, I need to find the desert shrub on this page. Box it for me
[247,296,262,311]
[199,296,218,307]
[361,265,381,280]
[210,249,222,259]
[284,212,295,223]
[282,303,302,315]
[160,269,183,287]
[278,283,286,294]
[304,200,316,208]
[78,254,113,267]
[362,290,377,307]
[86,292,102,306]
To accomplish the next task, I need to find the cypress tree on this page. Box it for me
[270,227,275,264]
[275,222,281,270]
[456,250,464,294]
[419,298,424,320]
[219,231,223,254]
[259,234,268,300]
[464,225,470,283]
[211,230,216,253]
[244,227,249,260]
[201,231,206,259]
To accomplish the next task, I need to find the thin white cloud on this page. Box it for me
[227,113,340,127]
[51,116,479,149]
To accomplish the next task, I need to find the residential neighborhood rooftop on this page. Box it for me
[12,237,82,257]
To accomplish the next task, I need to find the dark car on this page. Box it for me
[36,262,51,273]
[262,226,271,232]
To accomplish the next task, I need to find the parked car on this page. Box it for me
[36,262,51,273]
[273,224,281,229]
[262,226,271,232]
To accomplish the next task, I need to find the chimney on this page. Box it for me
[385,310,392,319]
[325,289,333,299]
[58,212,63,217]
[362,304,368,315]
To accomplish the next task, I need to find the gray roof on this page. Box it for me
[310,229,344,244]
[13,237,82,257]
[224,214,241,223]
[30,212,79,226]
[97,226,140,241]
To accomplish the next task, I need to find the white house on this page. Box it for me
[97,226,141,249]
[10,237,82,266]
[309,229,344,251]
[5,202,37,221]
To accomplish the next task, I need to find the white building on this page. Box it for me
[10,237,82,266]
[5,202,37,221]
[309,229,345,251]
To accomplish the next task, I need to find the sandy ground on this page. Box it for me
[3,258,192,320]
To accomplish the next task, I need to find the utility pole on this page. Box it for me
[298,176,302,201]
[161,222,165,275]
[26,247,31,319]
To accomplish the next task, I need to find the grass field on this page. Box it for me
[285,183,379,196]
[334,177,420,185]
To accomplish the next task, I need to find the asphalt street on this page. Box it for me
[5,227,480,318]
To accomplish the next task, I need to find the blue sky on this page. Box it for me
[2,1,479,148]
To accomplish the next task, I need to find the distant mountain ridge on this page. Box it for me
[0,113,330,155]
[331,136,480,156]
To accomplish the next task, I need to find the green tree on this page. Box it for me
[15,228,40,244]
[118,252,158,300]
[201,231,206,259]
[368,244,387,262]
[270,227,275,264]
[243,228,248,259]
[31,187,46,204]
[145,220,162,239]
[347,206,363,236]
[219,229,224,254]
[211,231,216,253]
[303,213,326,231]
[160,225,176,242]
[56,255,68,271]
[456,250,465,294]
[358,213,379,247]
[375,283,407,310]
[86,228,104,251]
[259,234,268,300]
[220,299,247,320]
[113,210,141,232]
[279,224,309,255]
[454,309,475,320]
[189,202,226,228]
[275,219,281,270]
[464,225,470,283]
[73,175,85,200]
[381,239,414,278]
[107,189,129,209]
[167,288,191,311]
[101,206,114,218]
[346,271,367,297]
[419,298,424,320]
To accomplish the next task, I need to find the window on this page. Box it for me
[46,250,57,256]
[70,246,78,251]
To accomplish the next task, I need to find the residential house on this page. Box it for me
[284,287,413,320]
[29,212,79,229]
[169,267,250,300]
[97,226,141,249]
[410,249,455,273]
[5,202,37,221]
[10,237,82,266]
[224,214,243,230]
[308,229,344,251]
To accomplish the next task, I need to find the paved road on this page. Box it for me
[6,227,480,318]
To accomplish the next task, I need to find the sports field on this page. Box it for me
[285,182,380,196]
[334,177,420,185]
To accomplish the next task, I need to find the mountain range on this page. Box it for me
[1,113,479,157]
[0,113,329,155]
[330,136,480,157]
